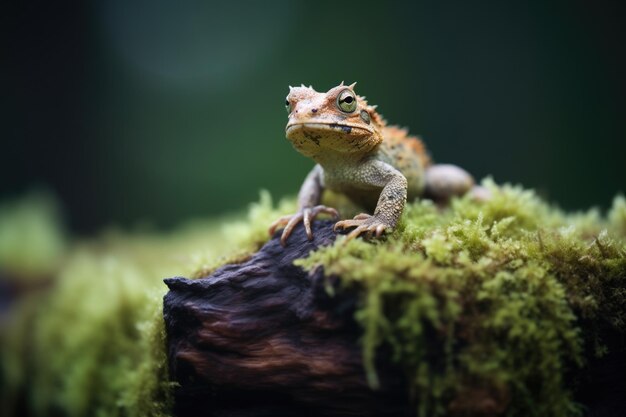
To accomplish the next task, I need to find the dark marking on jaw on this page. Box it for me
[355,140,369,150]
[329,123,352,134]
[303,130,321,146]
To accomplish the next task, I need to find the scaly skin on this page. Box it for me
[270,82,476,245]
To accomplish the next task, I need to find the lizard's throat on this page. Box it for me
[285,123,381,159]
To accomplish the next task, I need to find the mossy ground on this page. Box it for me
[1,182,625,417]
[0,191,289,417]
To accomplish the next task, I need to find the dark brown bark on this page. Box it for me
[163,220,410,417]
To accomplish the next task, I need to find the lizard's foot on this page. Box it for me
[269,205,339,246]
[333,213,391,241]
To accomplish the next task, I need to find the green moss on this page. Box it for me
[2,184,625,417]
[1,191,293,417]
[608,194,626,236]
[0,191,67,278]
[296,180,626,417]
[191,190,295,277]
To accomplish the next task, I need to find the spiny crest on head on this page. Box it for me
[292,83,315,92]
[288,84,317,99]
[338,81,357,90]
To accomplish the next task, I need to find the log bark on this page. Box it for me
[163,220,409,417]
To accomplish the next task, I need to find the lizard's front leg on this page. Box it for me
[334,161,408,240]
[269,164,339,246]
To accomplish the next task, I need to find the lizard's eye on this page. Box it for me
[285,99,291,113]
[337,89,357,113]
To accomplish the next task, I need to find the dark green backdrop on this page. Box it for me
[3,0,625,232]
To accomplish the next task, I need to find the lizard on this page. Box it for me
[270,82,482,246]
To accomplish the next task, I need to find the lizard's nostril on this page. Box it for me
[311,108,318,113]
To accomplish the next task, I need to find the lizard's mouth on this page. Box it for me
[286,122,372,136]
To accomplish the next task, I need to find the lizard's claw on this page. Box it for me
[334,213,391,241]
[269,205,339,246]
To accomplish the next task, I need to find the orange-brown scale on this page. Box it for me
[382,125,431,169]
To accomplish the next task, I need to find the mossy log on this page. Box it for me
[163,217,626,417]
[163,220,410,417]
[3,189,624,417]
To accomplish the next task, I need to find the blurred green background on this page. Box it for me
[3,0,625,233]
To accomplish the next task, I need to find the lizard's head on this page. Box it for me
[285,82,384,158]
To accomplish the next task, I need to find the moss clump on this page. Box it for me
[296,180,626,417]
[0,192,294,417]
[0,191,67,279]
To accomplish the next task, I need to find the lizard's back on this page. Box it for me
[377,125,431,199]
